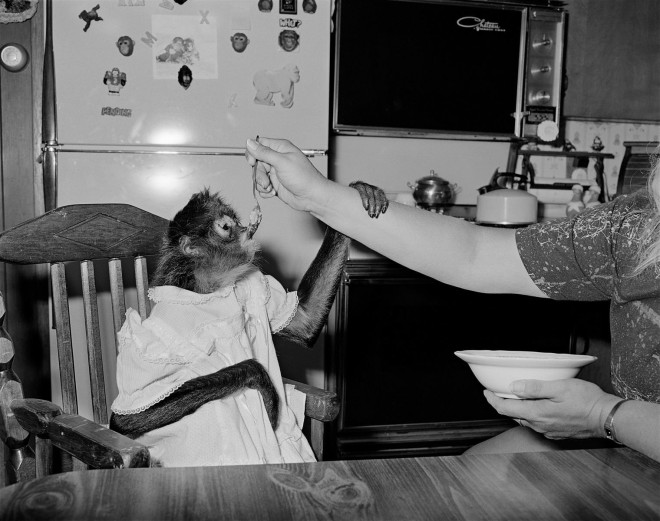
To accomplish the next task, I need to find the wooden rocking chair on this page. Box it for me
[0,204,338,485]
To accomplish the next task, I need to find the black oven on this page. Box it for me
[325,258,610,459]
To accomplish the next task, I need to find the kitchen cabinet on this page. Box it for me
[325,259,612,460]
[563,0,660,121]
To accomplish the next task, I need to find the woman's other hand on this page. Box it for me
[484,378,621,440]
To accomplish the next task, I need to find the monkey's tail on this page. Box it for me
[110,359,280,439]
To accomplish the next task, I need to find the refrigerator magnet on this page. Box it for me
[279,0,296,15]
[230,33,250,53]
[79,4,103,32]
[258,1,273,13]
[253,64,299,109]
[278,30,300,52]
[103,68,127,95]
[178,65,193,90]
[116,36,136,57]
[302,0,316,14]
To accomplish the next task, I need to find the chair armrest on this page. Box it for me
[282,378,339,422]
[11,398,150,469]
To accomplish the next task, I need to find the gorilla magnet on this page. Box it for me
[79,4,103,32]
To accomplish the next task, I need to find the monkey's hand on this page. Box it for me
[349,181,389,218]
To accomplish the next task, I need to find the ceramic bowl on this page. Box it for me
[454,350,597,399]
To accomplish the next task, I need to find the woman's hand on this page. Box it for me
[245,137,329,213]
[484,378,622,440]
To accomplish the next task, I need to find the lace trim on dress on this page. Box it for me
[263,274,272,305]
[148,285,234,304]
[272,293,299,334]
[111,381,187,415]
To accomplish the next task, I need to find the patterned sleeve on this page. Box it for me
[515,192,648,301]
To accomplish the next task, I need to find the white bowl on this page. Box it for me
[454,350,597,399]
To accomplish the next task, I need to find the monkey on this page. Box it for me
[110,183,387,466]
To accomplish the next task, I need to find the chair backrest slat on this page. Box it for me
[108,258,126,355]
[50,262,78,416]
[0,203,169,482]
[135,256,151,320]
[80,260,107,425]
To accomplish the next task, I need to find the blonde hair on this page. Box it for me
[634,146,660,274]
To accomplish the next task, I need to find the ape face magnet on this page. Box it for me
[178,65,193,90]
[230,33,250,53]
[258,0,273,13]
[116,36,135,57]
[278,30,299,52]
[302,0,317,13]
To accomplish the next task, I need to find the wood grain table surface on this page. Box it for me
[0,448,658,520]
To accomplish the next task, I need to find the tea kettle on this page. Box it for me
[407,170,460,212]
[476,169,538,226]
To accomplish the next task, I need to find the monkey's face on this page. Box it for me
[171,190,258,273]
[156,190,260,293]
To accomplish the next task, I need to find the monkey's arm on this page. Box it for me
[110,359,279,439]
[276,182,387,348]
[276,226,350,348]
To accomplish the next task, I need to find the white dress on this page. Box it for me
[111,271,315,467]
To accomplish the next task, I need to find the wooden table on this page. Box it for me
[1,448,658,520]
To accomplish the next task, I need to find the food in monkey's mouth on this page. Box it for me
[247,205,262,239]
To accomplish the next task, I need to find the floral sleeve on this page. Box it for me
[515,192,648,301]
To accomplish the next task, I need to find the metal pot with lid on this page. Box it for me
[407,170,460,212]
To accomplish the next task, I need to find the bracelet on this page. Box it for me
[603,399,631,444]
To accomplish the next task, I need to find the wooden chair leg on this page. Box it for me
[7,445,36,484]
[35,437,53,478]
[310,419,325,461]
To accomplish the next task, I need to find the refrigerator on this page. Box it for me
[42,0,332,413]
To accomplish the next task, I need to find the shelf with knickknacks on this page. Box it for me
[566,184,601,218]
[508,136,615,204]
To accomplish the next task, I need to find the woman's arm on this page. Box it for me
[246,137,544,297]
[484,379,660,462]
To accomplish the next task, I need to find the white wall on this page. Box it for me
[330,135,512,205]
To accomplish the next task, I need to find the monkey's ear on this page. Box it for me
[180,236,199,256]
